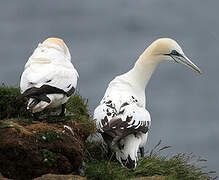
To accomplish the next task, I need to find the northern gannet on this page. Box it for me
[94,38,201,169]
[19,37,78,115]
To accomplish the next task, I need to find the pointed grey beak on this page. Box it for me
[172,54,202,74]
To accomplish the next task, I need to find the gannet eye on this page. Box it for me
[164,50,181,56]
[170,50,180,56]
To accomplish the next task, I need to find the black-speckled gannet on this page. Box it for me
[94,38,201,169]
[19,37,78,116]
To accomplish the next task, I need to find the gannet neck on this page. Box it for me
[125,54,159,89]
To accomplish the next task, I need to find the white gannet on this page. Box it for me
[94,38,201,169]
[19,37,78,115]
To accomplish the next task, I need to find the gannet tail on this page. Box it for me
[115,134,141,169]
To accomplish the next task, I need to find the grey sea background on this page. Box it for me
[0,0,218,175]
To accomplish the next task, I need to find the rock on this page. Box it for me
[33,174,86,180]
[0,119,92,180]
[0,89,96,180]
[0,172,12,180]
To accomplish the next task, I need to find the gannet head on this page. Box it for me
[25,37,71,69]
[42,37,71,61]
[43,38,67,52]
[143,38,202,74]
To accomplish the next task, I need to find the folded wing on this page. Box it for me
[94,95,151,146]
[20,63,78,93]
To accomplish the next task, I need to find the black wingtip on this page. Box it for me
[28,99,39,109]
[16,93,26,101]
[121,155,136,169]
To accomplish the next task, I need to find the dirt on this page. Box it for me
[0,119,87,180]
[131,177,166,180]
[33,174,86,180]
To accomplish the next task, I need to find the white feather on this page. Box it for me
[116,134,141,168]
[20,39,78,112]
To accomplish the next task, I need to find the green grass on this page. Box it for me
[0,121,21,133]
[40,149,57,167]
[36,130,64,143]
[66,93,89,116]
[0,86,96,136]
[66,94,96,137]
[84,141,216,180]
[0,86,216,179]
[45,115,73,123]
[0,86,31,119]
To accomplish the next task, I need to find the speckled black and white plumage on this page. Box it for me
[94,75,151,169]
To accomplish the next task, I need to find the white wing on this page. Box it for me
[20,62,78,95]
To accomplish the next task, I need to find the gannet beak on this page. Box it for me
[173,55,202,75]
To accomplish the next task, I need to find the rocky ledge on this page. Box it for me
[0,87,96,180]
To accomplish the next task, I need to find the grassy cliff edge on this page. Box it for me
[0,86,216,180]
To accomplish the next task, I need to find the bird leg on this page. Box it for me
[109,151,115,162]
[59,103,66,116]
[32,112,40,120]
[139,147,144,157]
[118,140,125,150]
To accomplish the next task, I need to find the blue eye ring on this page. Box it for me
[164,50,182,57]
[171,50,179,56]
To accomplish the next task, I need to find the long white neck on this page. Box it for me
[123,54,159,89]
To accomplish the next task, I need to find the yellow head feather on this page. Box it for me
[43,37,68,54]
[145,38,183,56]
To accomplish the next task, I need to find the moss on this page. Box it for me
[0,86,31,119]
[0,122,14,129]
[10,117,33,125]
[0,86,96,137]
[84,141,215,180]
[40,149,56,167]
[66,94,96,136]
[1,86,215,179]
[66,94,89,116]
[73,114,96,137]
[46,115,73,123]
[36,130,64,143]
[85,141,108,161]
[0,121,21,133]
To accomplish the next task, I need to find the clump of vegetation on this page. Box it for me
[46,115,73,123]
[85,141,108,161]
[84,140,216,180]
[40,149,57,167]
[36,130,64,143]
[0,121,21,133]
[0,86,96,136]
[0,86,97,180]
[0,86,31,119]
[1,86,216,180]
[66,94,89,116]
[66,94,96,137]
[10,117,33,125]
